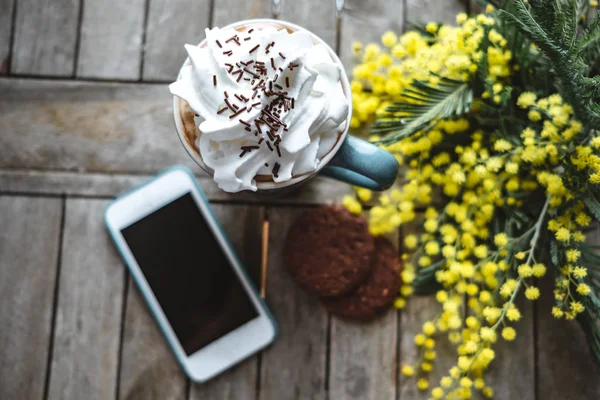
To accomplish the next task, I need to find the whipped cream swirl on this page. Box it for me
[169,24,349,192]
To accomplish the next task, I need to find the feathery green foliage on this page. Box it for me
[372,76,473,145]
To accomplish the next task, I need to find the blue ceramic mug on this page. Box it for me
[172,19,399,192]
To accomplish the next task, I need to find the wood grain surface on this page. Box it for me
[0,0,14,74]
[11,0,80,76]
[142,0,211,81]
[330,311,398,400]
[0,196,63,400]
[405,0,468,25]
[46,199,125,400]
[1,1,600,399]
[211,0,272,27]
[260,207,329,400]
[278,0,337,50]
[338,0,405,69]
[76,0,146,80]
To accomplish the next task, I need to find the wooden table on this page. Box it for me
[1,0,599,399]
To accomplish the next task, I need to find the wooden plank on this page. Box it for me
[259,207,329,400]
[0,169,352,204]
[338,0,404,70]
[11,0,80,76]
[536,241,600,400]
[142,0,211,81]
[0,0,15,74]
[46,199,125,400]
[76,0,146,80]
[329,311,398,400]
[484,295,535,400]
[405,0,467,25]
[0,78,197,174]
[0,196,62,400]
[189,204,264,399]
[211,0,271,27]
[278,0,337,50]
[329,231,400,400]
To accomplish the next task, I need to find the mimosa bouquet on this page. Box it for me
[343,0,600,398]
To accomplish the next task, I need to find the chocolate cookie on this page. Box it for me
[284,205,375,297]
[321,236,402,320]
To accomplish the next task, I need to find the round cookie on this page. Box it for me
[284,205,375,297]
[321,236,402,320]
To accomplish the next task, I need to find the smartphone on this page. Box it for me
[104,166,277,383]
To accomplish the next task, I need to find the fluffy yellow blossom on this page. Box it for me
[426,22,439,33]
[552,307,564,318]
[518,264,533,278]
[423,321,437,335]
[566,249,581,262]
[573,266,588,278]
[480,327,497,342]
[381,31,398,47]
[532,263,547,278]
[342,195,362,215]
[394,298,406,309]
[401,365,415,376]
[525,286,540,300]
[506,307,521,321]
[517,92,537,108]
[555,228,570,242]
[417,378,429,391]
[404,234,418,249]
[502,326,516,341]
[577,283,591,296]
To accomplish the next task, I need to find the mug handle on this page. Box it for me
[320,135,399,191]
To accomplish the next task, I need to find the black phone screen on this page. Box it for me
[121,193,259,355]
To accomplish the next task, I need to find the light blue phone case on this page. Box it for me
[104,165,278,383]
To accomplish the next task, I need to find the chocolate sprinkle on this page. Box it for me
[229,107,247,119]
[217,107,227,114]
[285,77,290,88]
[279,52,286,60]
[213,75,217,86]
[244,68,259,78]
[272,162,280,177]
[216,40,222,48]
[249,44,260,54]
